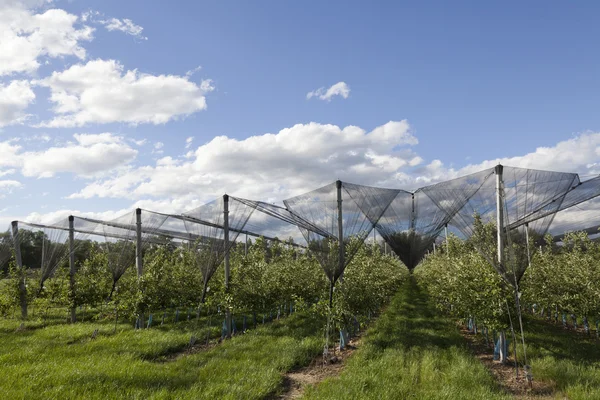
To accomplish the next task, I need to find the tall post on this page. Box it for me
[12,221,27,319]
[495,165,505,267]
[336,180,344,282]
[444,224,449,257]
[410,193,415,230]
[135,208,145,328]
[135,208,143,277]
[495,164,509,364]
[244,233,248,257]
[69,216,76,323]
[524,223,531,268]
[223,194,232,338]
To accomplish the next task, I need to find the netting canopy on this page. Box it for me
[422,166,581,284]
[8,164,600,297]
[181,196,256,302]
[284,181,398,284]
[373,190,454,271]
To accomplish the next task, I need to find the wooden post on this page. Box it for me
[12,221,27,319]
[224,194,232,338]
[69,216,76,323]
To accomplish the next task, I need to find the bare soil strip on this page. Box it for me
[274,336,361,399]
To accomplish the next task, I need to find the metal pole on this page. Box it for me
[12,221,27,319]
[525,223,531,268]
[445,224,449,257]
[135,208,144,328]
[69,216,76,323]
[336,180,344,282]
[224,194,232,338]
[245,233,248,256]
[135,208,143,276]
[410,193,415,230]
[495,164,505,267]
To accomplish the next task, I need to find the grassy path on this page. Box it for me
[0,312,324,399]
[303,278,510,400]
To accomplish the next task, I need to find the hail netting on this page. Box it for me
[374,189,454,271]
[542,175,600,240]
[233,197,332,247]
[283,181,398,283]
[181,196,255,302]
[0,227,13,272]
[75,210,169,297]
[422,166,579,285]
[14,221,70,292]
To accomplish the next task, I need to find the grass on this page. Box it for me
[0,310,324,399]
[511,314,600,399]
[304,278,510,400]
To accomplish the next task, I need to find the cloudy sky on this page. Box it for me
[2,0,600,227]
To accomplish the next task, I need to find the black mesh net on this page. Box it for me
[14,221,70,292]
[422,166,580,285]
[283,181,398,283]
[374,190,454,270]
[181,196,255,301]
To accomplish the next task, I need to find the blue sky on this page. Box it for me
[2,0,600,225]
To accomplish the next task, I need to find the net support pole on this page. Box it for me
[224,194,232,338]
[135,208,145,327]
[336,180,344,282]
[444,224,449,257]
[525,223,531,268]
[495,165,505,267]
[69,216,76,323]
[11,221,27,319]
[135,208,143,277]
[245,233,248,256]
[495,164,509,364]
[410,193,415,230]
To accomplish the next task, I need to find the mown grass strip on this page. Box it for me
[304,278,510,400]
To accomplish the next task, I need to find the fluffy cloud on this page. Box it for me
[0,133,137,178]
[307,81,350,101]
[414,132,600,186]
[100,17,146,40]
[0,2,93,76]
[35,59,215,127]
[0,80,35,126]
[69,120,418,201]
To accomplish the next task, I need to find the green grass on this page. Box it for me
[304,278,510,400]
[0,311,324,399]
[513,314,600,399]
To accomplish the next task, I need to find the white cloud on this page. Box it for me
[0,133,137,178]
[0,179,22,199]
[413,132,600,186]
[0,80,35,126]
[100,17,146,40]
[185,136,194,149]
[35,59,214,127]
[69,120,418,201]
[0,3,93,76]
[307,81,350,101]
